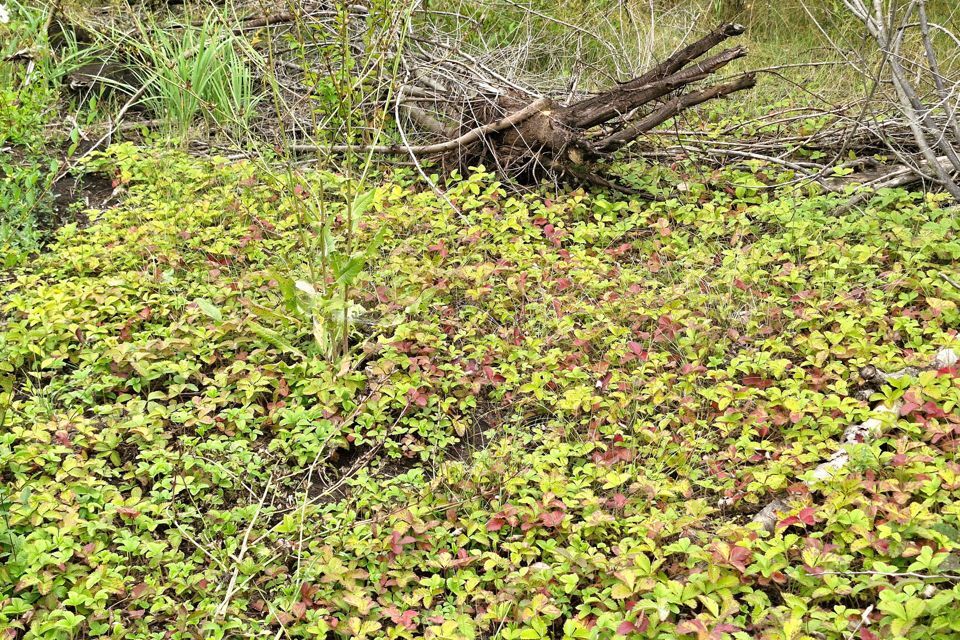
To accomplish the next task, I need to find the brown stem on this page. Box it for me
[565,46,749,130]
[595,74,757,152]
[562,23,746,123]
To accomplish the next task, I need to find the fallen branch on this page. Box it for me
[290,97,551,155]
[214,476,273,620]
[941,272,960,291]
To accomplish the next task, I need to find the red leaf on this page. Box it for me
[742,375,773,389]
[607,493,628,510]
[626,341,649,361]
[483,366,506,385]
[900,391,922,416]
[655,314,679,341]
[648,253,662,273]
[388,530,416,556]
[300,583,318,601]
[727,545,752,573]
[592,444,635,465]
[921,401,946,418]
[291,600,307,620]
[676,619,707,636]
[681,363,707,374]
[396,609,418,630]
[633,613,649,633]
[900,401,920,416]
[655,217,672,237]
[486,516,506,532]
[540,510,564,528]
[451,548,473,568]
[406,388,430,407]
[616,621,636,636]
[385,607,418,630]
[787,482,810,495]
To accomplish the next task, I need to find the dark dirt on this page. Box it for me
[50,168,116,229]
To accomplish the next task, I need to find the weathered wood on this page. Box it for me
[594,74,757,152]
[560,23,747,128]
[563,46,749,130]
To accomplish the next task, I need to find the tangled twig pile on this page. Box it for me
[48,0,960,199]
[287,14,755,190]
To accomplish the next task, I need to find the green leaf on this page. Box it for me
[295,279,319,299]
[271,272,299,312]
[194,298,222,321]
[334,256,364,287]
[365,225,386,257]
[318,223,337,256]
[246,320,304,358]
[930,522,960,543]
[248,303,296,325]
[351,188,376,220]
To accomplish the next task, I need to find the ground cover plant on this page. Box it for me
[3,1,960,639]
[2,144,960,639]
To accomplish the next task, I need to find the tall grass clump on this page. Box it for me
[126,15,260,141]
